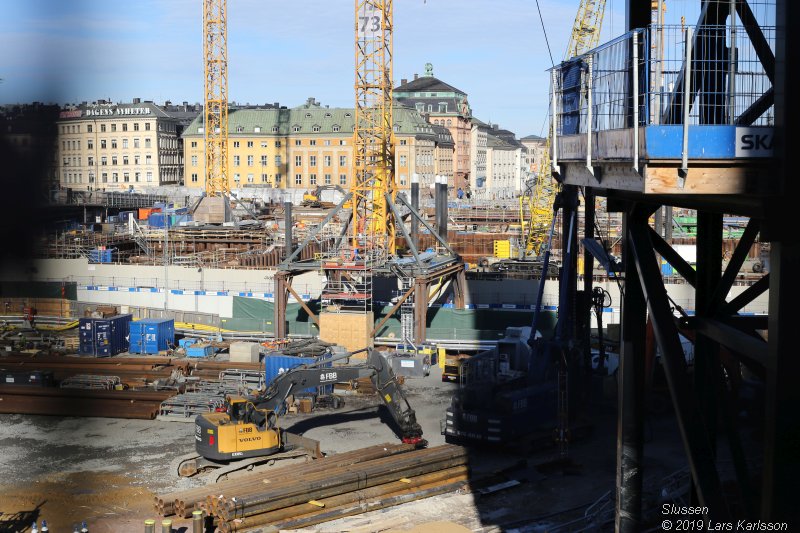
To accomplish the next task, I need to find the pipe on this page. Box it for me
[161,519,172,533]
[144,520,155,533]
[284,201,293,260]
[411,173,419,246]
[192,511,203,533]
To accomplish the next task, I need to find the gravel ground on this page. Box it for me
[0,365,690,532]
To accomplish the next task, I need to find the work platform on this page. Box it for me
[550,20,775,209]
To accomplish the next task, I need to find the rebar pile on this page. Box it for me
[155,443,469,529]
[0,385,177,419]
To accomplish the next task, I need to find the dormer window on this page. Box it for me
[324,112,332,118]
[332,124,341,132]
[344,112,352,118]
[254,127,261,133]
[305,112,312,118]
[272,126,279,133]
[236,126,244,133]
[312,124,321,132]
[292,124,301,132]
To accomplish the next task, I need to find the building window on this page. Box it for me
[274,155,281,165]
[123,156,129,165]
[124,172,130,182]
[145,138,151,148]
[122,123,128,132]
[324,140,331,146]
[254,127,261,133]
[427,105,433,112]
[400,139,407,146]
[295,140,302,146]
[89,172,95,183]
[111,139,117,149]
[233,155,240,166]
[261,173,268,183]
[332,125,340,132]
[261,141,268,148]
[191,155,198,166]
[145,123,150,131]
[191,141,197,147]
[147,171,153,182]
[312,125,321,132]
[101,156,107,166]
[111,124,117,132]
[135,155,140,165]
[122,139,128,149]
[339,174,347,185]
[324,173,331,185]
[112,156,118,165]
[446,119,452,126]
[393,125,400,132]
[399,155,407,166]
[295,155,302,166]
[309,155,316,166]
[324,155,331,166]
[293,125,301,132]
[344,112,352,118]
[191,173,198,182]
[134,138,140,148]
[339,140,346,145]
[88,140,94,150]
[101,124,107,132]
[261,155,268,166]
[247,173,254,183]
[146,155,152,164]
[87,124,93,133]
[100,140,107,149]
[102,172,108,183]
[134,123,139,131]
[310,174,317,185]
[400,174,407,186]
[439,103,447,113]
[272,126,279,133]
[112,172,119,182]
[275,173,281,183]
[275,140,281,147]
[234,173,240,182]
[247,141,253,148]
[309,139,318,146]
[339,155,346,166]
[88,156,94,166]
[233,141,240,148]
[247,155,254,166]
[135,172,141,182]
[236,126,243,133]
[295,174,302,185]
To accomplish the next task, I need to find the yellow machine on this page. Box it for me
[191,348,423,470]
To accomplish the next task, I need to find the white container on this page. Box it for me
[230,341,261,363]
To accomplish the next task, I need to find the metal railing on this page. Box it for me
[551,21,775,136]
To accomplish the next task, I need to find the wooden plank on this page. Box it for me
[644,165,769,195]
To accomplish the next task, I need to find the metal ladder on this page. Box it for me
[399,276,415,344]
[128,214,153,257]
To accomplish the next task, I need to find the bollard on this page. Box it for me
[192,510,204,533]
[161,519,172,533]
[144,519,155,533]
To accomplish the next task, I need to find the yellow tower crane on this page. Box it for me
[195,0,232,223]
[352,0,396,259]
[520,0,606,257]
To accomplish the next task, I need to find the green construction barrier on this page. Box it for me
[0,281,78,300]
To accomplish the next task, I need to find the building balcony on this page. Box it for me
[549,20,775,202]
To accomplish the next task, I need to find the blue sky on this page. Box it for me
[0,0,636,136]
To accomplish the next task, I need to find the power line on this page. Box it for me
[535,0,555,67]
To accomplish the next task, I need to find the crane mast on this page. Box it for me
[521,0,606,257]
[203,0,229,197]
[353,0,396,259]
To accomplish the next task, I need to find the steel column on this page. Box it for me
[615,208,646,533]
[413,277,428,345]
[628,219,729,519]
[582,188,595,380]
[273,271,290,340]
[284,202,293,259]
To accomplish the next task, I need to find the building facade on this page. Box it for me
[520,134,546,179]
[470,119,488,195]
[394,64,472,194]
[484,133,523,199]
[55,100,192,191]
[183,99,439,194]
[431,123,454,190]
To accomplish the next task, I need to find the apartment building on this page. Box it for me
[55,99,189,190]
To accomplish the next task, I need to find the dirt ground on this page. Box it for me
[0,366,691,533]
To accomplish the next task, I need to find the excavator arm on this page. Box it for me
[250,347,424,443]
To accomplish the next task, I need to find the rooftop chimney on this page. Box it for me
[273,102,279,108]
[132,97,141,104]
[307,97,316,107]
[401,78,408,85]
[413,73,419,80]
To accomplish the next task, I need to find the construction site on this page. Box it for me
[0,0,796,532]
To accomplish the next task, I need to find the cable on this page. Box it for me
[535,0,555,67]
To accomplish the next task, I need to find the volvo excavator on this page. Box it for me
[177,348,425,480]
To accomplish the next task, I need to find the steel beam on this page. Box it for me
[273,271,290,340]
[413,277,429,345]
[628,219,729,519]
[719,274,769,316]
[708,219,760,314]
[371,285,414,338]
[279,193,353,268]
[284,282,319,328]
[385,192,423,268]
[395,194,456,257]
[649,226,697,287]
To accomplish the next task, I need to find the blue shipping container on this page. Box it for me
[78,314,133,357]
[148,212,166,228]
[263,354,332,394]
[129,318,175,354]
[187,344,214,357]
[89,249,113,263]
